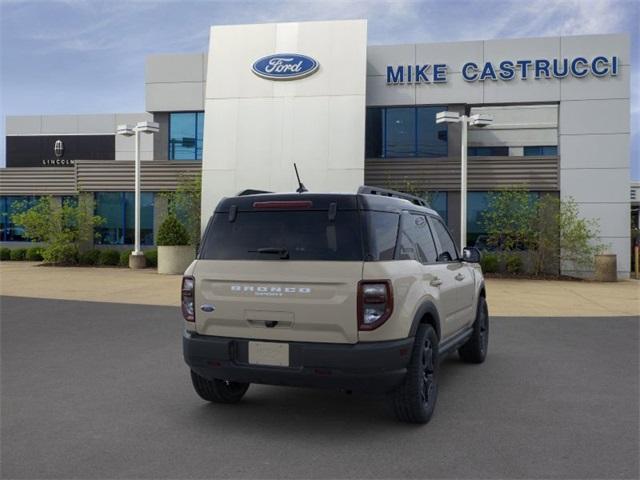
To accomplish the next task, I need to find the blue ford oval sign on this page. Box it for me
[252,53,319,80]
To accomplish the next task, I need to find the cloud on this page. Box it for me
[0,0,638,175]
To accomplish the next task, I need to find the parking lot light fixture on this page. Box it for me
[116,121,159,268]
[436,111,493,249]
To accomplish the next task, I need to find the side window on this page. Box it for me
[365,211,400,261]
[429,217,459,262]
[396,213,438,263]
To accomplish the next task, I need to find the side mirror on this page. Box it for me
[462,247,481,263]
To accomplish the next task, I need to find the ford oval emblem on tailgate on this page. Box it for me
[251,53,319,80]
[200,304,215,312]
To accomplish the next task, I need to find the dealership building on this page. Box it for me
[0,20,632,277]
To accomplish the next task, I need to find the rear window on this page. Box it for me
[199,210,363,261]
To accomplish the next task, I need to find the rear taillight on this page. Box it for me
[358,280,393,331]
[181,276,195,322]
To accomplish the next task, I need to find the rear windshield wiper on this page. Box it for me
[249,247,290,259]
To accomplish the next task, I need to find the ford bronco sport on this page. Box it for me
[182,186,488,424]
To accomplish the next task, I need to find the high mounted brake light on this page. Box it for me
[253,200,313,209]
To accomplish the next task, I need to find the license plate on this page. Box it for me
[248,341,289,367]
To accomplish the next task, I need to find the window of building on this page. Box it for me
[468,146,509,156]
[95,192,154,245]
[366,106,448,158]
[0,196,39,242]
[169,112,204,160]
[428,192,448,223]
[523,146,558,156]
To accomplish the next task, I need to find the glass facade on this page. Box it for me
[468,146,509,156]
[524,146,558,156]
[0,196,39,241]
[169,112,204,160]
[94,192,154,245]
[428,192,448,223]
[366,107,448,158]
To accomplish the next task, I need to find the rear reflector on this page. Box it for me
[253,200,313,209]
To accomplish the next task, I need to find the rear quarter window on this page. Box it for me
[363,211,399,261]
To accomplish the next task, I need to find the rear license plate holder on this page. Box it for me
[248,341,289,367]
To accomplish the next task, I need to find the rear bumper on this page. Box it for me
[183,331,414,393]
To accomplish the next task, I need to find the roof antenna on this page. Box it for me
[294,163,308,193]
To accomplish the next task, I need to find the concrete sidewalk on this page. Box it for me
[0,262,638,317]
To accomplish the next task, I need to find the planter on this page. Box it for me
[594,253,617,282]
[157,246,195,275]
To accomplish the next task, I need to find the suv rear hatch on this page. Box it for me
[193,195,363,344]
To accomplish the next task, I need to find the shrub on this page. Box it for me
[26,247,43,261]
[0,248,10,261]
[163,174,202,247]
[98,249,120,266]
[42,244,78,265]
[10,248,27,261]
[157,214,189,246]
[11,196,104,265]
[144,249,158,268]
[79,249,101,265]
[119,250,131,267]
[505,253,523,274]
[480,252,499,273]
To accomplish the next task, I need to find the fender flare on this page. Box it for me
[409,301,442,339]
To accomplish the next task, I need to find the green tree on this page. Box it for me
[11,196,104,265]
[557,197,605,271]
[480,187,535,252]
[163,174,201,247]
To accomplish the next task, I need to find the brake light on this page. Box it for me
[181,276,195,322]
[253,200,312,209]
[358,280,393,331]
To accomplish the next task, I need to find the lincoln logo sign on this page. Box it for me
[386,55,620,84]
[54,139,64,158]
[252,54,319,80]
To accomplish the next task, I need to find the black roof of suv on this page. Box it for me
[214,187,439,217]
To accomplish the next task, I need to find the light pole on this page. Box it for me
[436,111,492,249]
[116,121,159,268]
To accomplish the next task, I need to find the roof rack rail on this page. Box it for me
[357,185,430,208]
[236,189,272,196]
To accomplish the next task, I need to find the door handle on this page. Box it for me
[455,273,465,281]
[430,278,442,287]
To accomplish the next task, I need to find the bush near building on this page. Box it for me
[144,249,158,267]
[26,247,43,261]
[162,174,202,248]
[98,249,120,266]
[9,248,27,261]
[79,249,101,266]
[157,214,190,246]
[480,252,499,273]
[0,248,10,261]
[10,196,104,265]
[119,250,130,267]
[480,188,604,277]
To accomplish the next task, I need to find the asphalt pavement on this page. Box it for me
[1,296,638,479]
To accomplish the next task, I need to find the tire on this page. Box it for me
[458,295,489,364]
[389,324,439,424]
[190,370,250,404]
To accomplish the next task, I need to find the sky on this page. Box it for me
[1,0,638,177]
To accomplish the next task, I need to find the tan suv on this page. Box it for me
[182,186,488,424]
